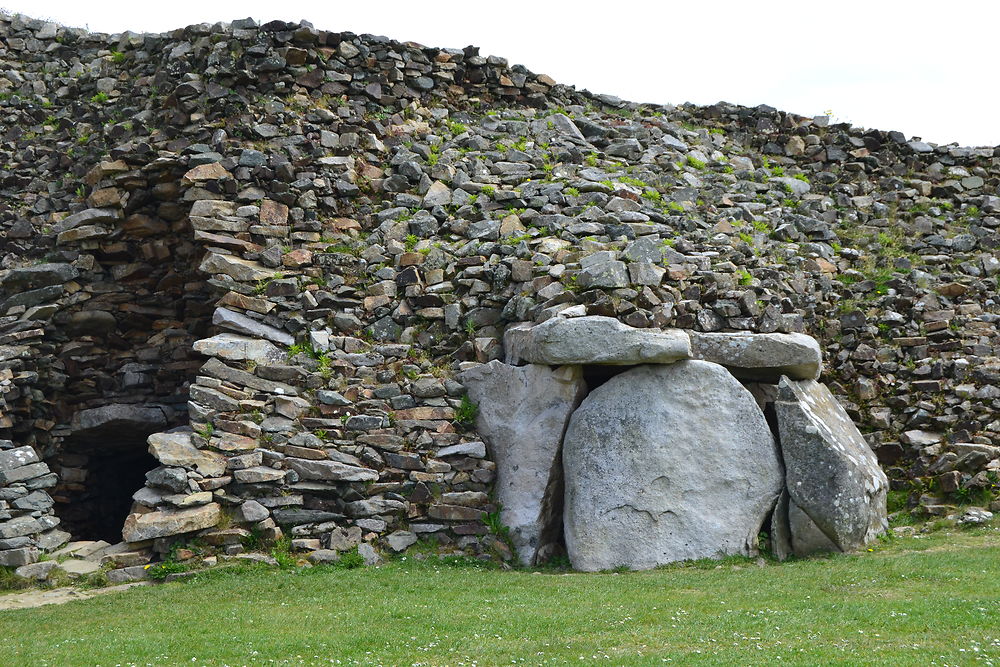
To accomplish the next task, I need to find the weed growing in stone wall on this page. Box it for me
[455,395,479,427]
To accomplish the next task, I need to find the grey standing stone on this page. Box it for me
[563,361,782,571]
[459,360,586,566]
[775,377,888,555]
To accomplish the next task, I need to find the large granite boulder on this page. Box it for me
[690,331,821,382]
[459,361,586,566]
[775,377,888,555]
[504,316,690,366]
[563,360,783,571]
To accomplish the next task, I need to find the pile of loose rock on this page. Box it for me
[0,11,996,578]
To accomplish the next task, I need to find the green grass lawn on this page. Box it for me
[2,526,999,666]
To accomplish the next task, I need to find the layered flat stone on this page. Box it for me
[193,333,286,365]
[283,458,379,482]
[147,432,227,477]
[563,360,783,571]
[0,263,79,291]
[122,503,222,542]
[459,360,586,566]
[199,252,274,282]
[690,331,821,382]
[70,404,168,437]
[504,316,691,366]
[775,377,888,555]
[212,307,294,346]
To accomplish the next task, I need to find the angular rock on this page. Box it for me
[122,503,222,542]
[283,458,379,482]
[386,530,418,552]
[504,316,691,366]
[563,361,782,571]
[212,307,294,346]
[690,331,822,382]
[460,361,585,565]
[14,560,58,581]
[0,263,79,291]
[147,432,227,477]
[236,500,269,523]
[199,252,275,282]
[0,515,44,539]
[193,334,286,365]
[0,547,38,567]
[232,466,285,483]
[774,377,888,555]
[71,404,168,437]
[0,446,40,472]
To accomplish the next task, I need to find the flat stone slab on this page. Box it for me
[70,404,168,437]
[690,331,822,382]
[122,503,222,543]
[212,307,294,346]
[147,432,227,478]
[563,360,783,571]
[459,361,586,566]
[193,333,286,365]
[504,316,691,366]
[283,458,378,482]
[199,252,274,282]
[775,377,888,555]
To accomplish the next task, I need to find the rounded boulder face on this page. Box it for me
[563,360,783,571]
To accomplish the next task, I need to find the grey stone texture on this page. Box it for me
[460,360,586,565]
[504,316,691,366]
[563,361,783,571]
[775,377,889,555]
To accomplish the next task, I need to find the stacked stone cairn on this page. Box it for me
[0,12,996,580]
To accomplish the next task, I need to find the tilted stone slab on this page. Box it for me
[504,316,690,366]
[283,458,379,482]
[563,360,783,571]
[122,503,222,543]
[0,263,79,292]
[775,377,888,555]
[690,331,822,382]
[459,360,586,566]
[0,446,40,472]
[199,252,274,282]
[212,307,294,346]
[0,515,44,539]
[193,333,286,365]
[147,432,227,478]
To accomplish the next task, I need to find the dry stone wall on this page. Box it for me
[0,11,996,574]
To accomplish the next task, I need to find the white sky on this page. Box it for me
[4,0,997,147]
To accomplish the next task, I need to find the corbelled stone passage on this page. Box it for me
[1,158,216,545]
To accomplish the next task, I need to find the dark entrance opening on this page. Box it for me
[582,364,631,392]
[51,404,172,542]
[56,445,160,543]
